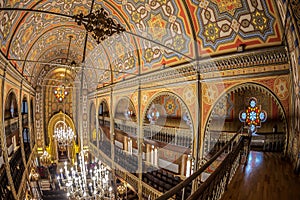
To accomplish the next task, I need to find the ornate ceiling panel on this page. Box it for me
[0,0,40,54]
[0,0,284,87]
[189,0,283,55]
[22,26,86,79]
[115,0,195,73]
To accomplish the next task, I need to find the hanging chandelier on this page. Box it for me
[54,85,68,102]
[40,151,51,166]
[53,121,75,146]
[73,8,125,44]
[57,155,113,199]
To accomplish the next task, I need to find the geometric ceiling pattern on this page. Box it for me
[0,0,283,88]
[189,0,282,54]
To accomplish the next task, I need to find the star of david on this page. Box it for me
[239,97,267,133]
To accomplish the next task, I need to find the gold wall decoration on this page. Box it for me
[46,111,79,163]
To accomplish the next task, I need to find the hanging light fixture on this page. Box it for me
[40,151,51,166]
[73,8,125,44]
[53,35,74,103]
[57,154,114,199]
[53,121,75,146]
[54,85,69,102]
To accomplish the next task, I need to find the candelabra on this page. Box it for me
[57,155,113,199]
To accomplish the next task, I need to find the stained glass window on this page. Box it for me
[239,97,267,133]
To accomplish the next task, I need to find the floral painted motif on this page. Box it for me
[274,77,289,100]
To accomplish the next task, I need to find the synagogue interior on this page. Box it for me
[0,0,300,199]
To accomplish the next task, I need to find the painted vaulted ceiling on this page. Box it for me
[0,0,283,88]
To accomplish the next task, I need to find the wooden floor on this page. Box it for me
[220,151,300,200]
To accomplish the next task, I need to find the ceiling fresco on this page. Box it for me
[0,0,283,88]
[189,0,283,54]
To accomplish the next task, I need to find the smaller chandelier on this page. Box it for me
[54,121,75,146]
[54,86,68,102]
[40,151,51,166]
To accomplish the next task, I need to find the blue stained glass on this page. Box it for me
[259,112,265,120]
[250,100,256,108]
[249,111,257,121]
[241,112,247,120]
[250,124,256,132]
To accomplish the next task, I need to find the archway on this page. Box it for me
[4,90,20,156]
[142,92,194,176]
[21,95,31,162]
[47,111,78,163]
[98,99,110,141]
[113,97,138,159]
[114,97,137,122]
[203,83,287,159]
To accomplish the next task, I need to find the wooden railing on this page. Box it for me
[98,116,110,126]
[5,120,19,137]
[156,130,249,200]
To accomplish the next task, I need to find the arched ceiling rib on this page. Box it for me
[0,0,283,88]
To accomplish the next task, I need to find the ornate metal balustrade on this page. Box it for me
[114,118,137,136]
[142,181,164,200]
[156,131,250,200]
[143,125,192,148]
[90,126,249,200]
[90,142,163,199]
[187,136,248,200]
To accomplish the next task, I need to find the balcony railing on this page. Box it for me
[157,130,249,200]
[91,142,163,199]
[98,118,192,148]
[143,125,192,148]
[90,124,249,200]
[114,118,137,136]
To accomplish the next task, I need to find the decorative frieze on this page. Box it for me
[98,46,288,93]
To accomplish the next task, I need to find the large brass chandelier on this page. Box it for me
[73,8,125,44]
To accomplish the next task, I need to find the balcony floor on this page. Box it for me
[220,151,300,200]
